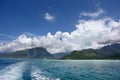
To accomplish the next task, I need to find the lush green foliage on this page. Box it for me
[61,43,120,59]
[0,47,53,59]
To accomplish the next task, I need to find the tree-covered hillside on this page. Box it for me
[0,47,53,59]
[61,43,120,59]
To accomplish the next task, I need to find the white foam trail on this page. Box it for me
[31,66,60,80]
[0,62,27,80]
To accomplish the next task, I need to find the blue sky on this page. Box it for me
[0,0,120,53]
[0,0,120,36]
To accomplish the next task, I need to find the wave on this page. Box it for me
[31,66,60,80]
[0,61,27,80]
[0,61,60,80]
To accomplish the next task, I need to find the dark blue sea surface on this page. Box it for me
[0,58,120,80]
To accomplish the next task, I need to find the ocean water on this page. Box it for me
[0,59,120,80]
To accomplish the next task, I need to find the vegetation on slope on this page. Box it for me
[0,47,53,59]
[61,43,120,59]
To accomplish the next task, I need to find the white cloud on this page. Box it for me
[0,9,120,54]
[0,42,5,46]
[80,8,104,18]
[44,13,55,22]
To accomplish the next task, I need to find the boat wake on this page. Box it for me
[0,61,60,80]
[0,62,27,80]
[31,66,60,80]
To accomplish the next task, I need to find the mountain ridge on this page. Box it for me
[0,43,120,59]
[61,43,120,59]
[0,47,53,59]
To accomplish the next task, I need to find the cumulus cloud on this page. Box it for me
[0,9,120,54]
[80,8,104,18]
[44,13,55,22]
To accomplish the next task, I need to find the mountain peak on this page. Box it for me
[0,47,53,59]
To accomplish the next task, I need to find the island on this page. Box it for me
[0,47,53,59]
[61,43,120,59]
[0,43,120,60]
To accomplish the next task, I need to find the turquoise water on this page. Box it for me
[0,59,120,80]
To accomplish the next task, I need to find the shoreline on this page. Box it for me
[0,58,120,60]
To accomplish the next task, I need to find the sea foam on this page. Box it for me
[0,62,27,80]
[31,66,60,80]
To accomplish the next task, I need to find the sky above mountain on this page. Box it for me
[0,0,120,54]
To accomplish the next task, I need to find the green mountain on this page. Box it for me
[61,43,120,59]
[0,47,53,59]
[53,52,70,59]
